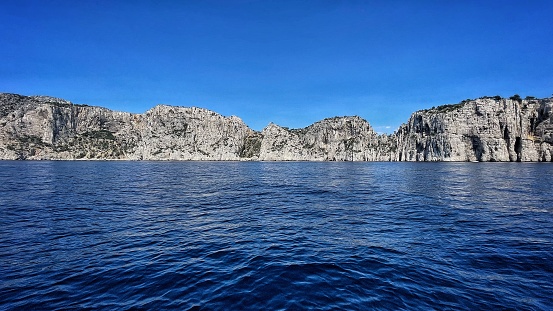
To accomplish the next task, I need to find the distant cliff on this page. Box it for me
[0,93,252,160]
[1,93,552,161]
[395,97,553,162]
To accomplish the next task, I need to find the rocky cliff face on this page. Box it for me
[256,117,393,161]
[132,105,253,160]
[0,93,253,160]
[395,97,553,162]
[1,92,552,161]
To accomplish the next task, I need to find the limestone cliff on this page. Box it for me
[1,92,552,161]
[132,105,252,160]
[395,97,553,162]
[256,117,393,161]
[0,93,253,160]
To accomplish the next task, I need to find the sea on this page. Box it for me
[1,161,552,310]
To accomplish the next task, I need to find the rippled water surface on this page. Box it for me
[1,161,552,310]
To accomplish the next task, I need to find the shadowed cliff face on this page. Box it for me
[1,93,552,161]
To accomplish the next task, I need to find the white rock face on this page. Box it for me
[0,93,252,160]
[130,105,253,160]
[257,117,393,161]
[395,98,553,162]
[1,93,552,161]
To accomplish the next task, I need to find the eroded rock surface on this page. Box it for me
[0,93,252,160]
[1,93,552,161]
[395,98,553,161]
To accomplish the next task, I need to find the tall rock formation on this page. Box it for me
[0,93,253,160]
[256,117,393,161]
[1,92,552,161]
[132,105,253,160]
[395,97,553,162]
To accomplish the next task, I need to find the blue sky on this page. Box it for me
[1,0,552,133]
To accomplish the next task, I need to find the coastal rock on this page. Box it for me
[1,92,552,161]
[131,105,253,160]
[0,93,252,160]
[257,117,393,161]
[395,97,553,162]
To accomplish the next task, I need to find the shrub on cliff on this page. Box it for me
[510,94,522,102]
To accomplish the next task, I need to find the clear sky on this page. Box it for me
[1,0,552,133]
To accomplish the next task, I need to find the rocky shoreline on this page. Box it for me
[1,93,552,161]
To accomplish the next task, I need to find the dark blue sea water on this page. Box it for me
[1,161,552,310]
